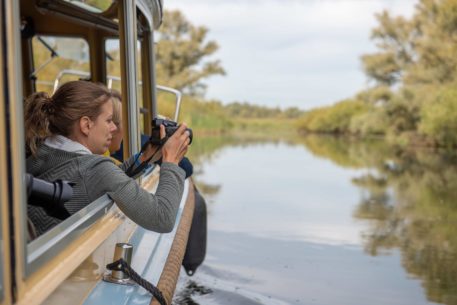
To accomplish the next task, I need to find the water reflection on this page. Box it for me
[187,134,285,204]
[301,135,457,305]
[179,134,457,305]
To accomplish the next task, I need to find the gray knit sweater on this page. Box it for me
[27,145,185,236]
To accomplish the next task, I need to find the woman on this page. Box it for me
[106,95,193,178]
[103,92,125,165]
[25,81,190,236]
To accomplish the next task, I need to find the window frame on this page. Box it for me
[6,0,29,296]
[31,34,92,94]
[9,0,161,302]
[0,2,12,304]
[23,32,101,276]
[19,0,151,273]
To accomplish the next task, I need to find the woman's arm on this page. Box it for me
[84,157,186,233]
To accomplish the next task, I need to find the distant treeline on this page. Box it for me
[158,96,303,134]
[297,0,457,147]
[224,102,303,119]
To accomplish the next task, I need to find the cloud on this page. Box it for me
[165,0,417,109]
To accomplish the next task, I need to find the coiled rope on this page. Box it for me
[106,258,167,305]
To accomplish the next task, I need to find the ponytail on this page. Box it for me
[24,92,54,155]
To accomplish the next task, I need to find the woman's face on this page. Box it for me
[109,112,123,153]
[87,100,117,154]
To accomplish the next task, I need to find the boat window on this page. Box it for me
[62,0,115,13]
[15,0,143,284]
[157,86,181,120]
[105,39,146,133]
[31,36,90,94]
[24,35,113,276]
[106,38,122,92]
[137,39,145,134]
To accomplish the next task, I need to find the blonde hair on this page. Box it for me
[25,81,117,155]
[111,90,122,128]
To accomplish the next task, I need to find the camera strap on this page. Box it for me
[125,147,160,177]
[124,137,169,177]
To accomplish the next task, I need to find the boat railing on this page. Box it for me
[51,69,182,121]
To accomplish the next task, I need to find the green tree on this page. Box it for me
[361,11,415,86]
[156,10,225,96]
[406,0,457,84]
[419,85,457,146]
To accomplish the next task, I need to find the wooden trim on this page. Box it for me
[118,0,129,156]
[88,28,107,83]
[16,211,125,305]
[0,1,12,302]
[5,0,29,301]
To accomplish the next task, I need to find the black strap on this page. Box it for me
[106,258,167,305]
[125,145,161,178]
[125,136,170,177]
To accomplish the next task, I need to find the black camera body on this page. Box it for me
[26,173,73,220]
[150,118,193,145]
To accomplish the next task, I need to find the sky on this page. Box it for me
[166,0,418,110]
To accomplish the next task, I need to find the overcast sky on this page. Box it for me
[166,0,417,110]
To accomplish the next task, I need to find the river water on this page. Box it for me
[173,135,457,305]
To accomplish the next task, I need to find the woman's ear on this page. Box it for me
[79,116,93,136]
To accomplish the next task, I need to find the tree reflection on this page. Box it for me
[301,135,457,305]
[191,133,457,304]
[188,133,285,204]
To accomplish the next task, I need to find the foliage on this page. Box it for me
[224,102,303,119]
[356,85,393,105]
[361,11,415,86]
[299,0,457,147]
[349,109,388,136]
[156,10,225,96]
[419,85,457,147]
[296,99,369,134]
[157,93,233,133]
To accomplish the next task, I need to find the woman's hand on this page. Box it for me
[161,123,190,165]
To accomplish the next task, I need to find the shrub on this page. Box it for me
[419,86,457,147]
[297,99,369,134]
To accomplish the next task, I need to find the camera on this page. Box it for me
[26,173,73,220]
[149,118,193,145]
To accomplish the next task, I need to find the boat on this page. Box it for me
[0,1,205,304]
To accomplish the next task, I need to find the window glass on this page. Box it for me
[105,39,145,133]
[26,35,94,243]
[32,36,90,94]
[136,39,145,134]
[106,38,122,92]
[63,0,115,13]
[154,31,178,120]
[157,90,177,120]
